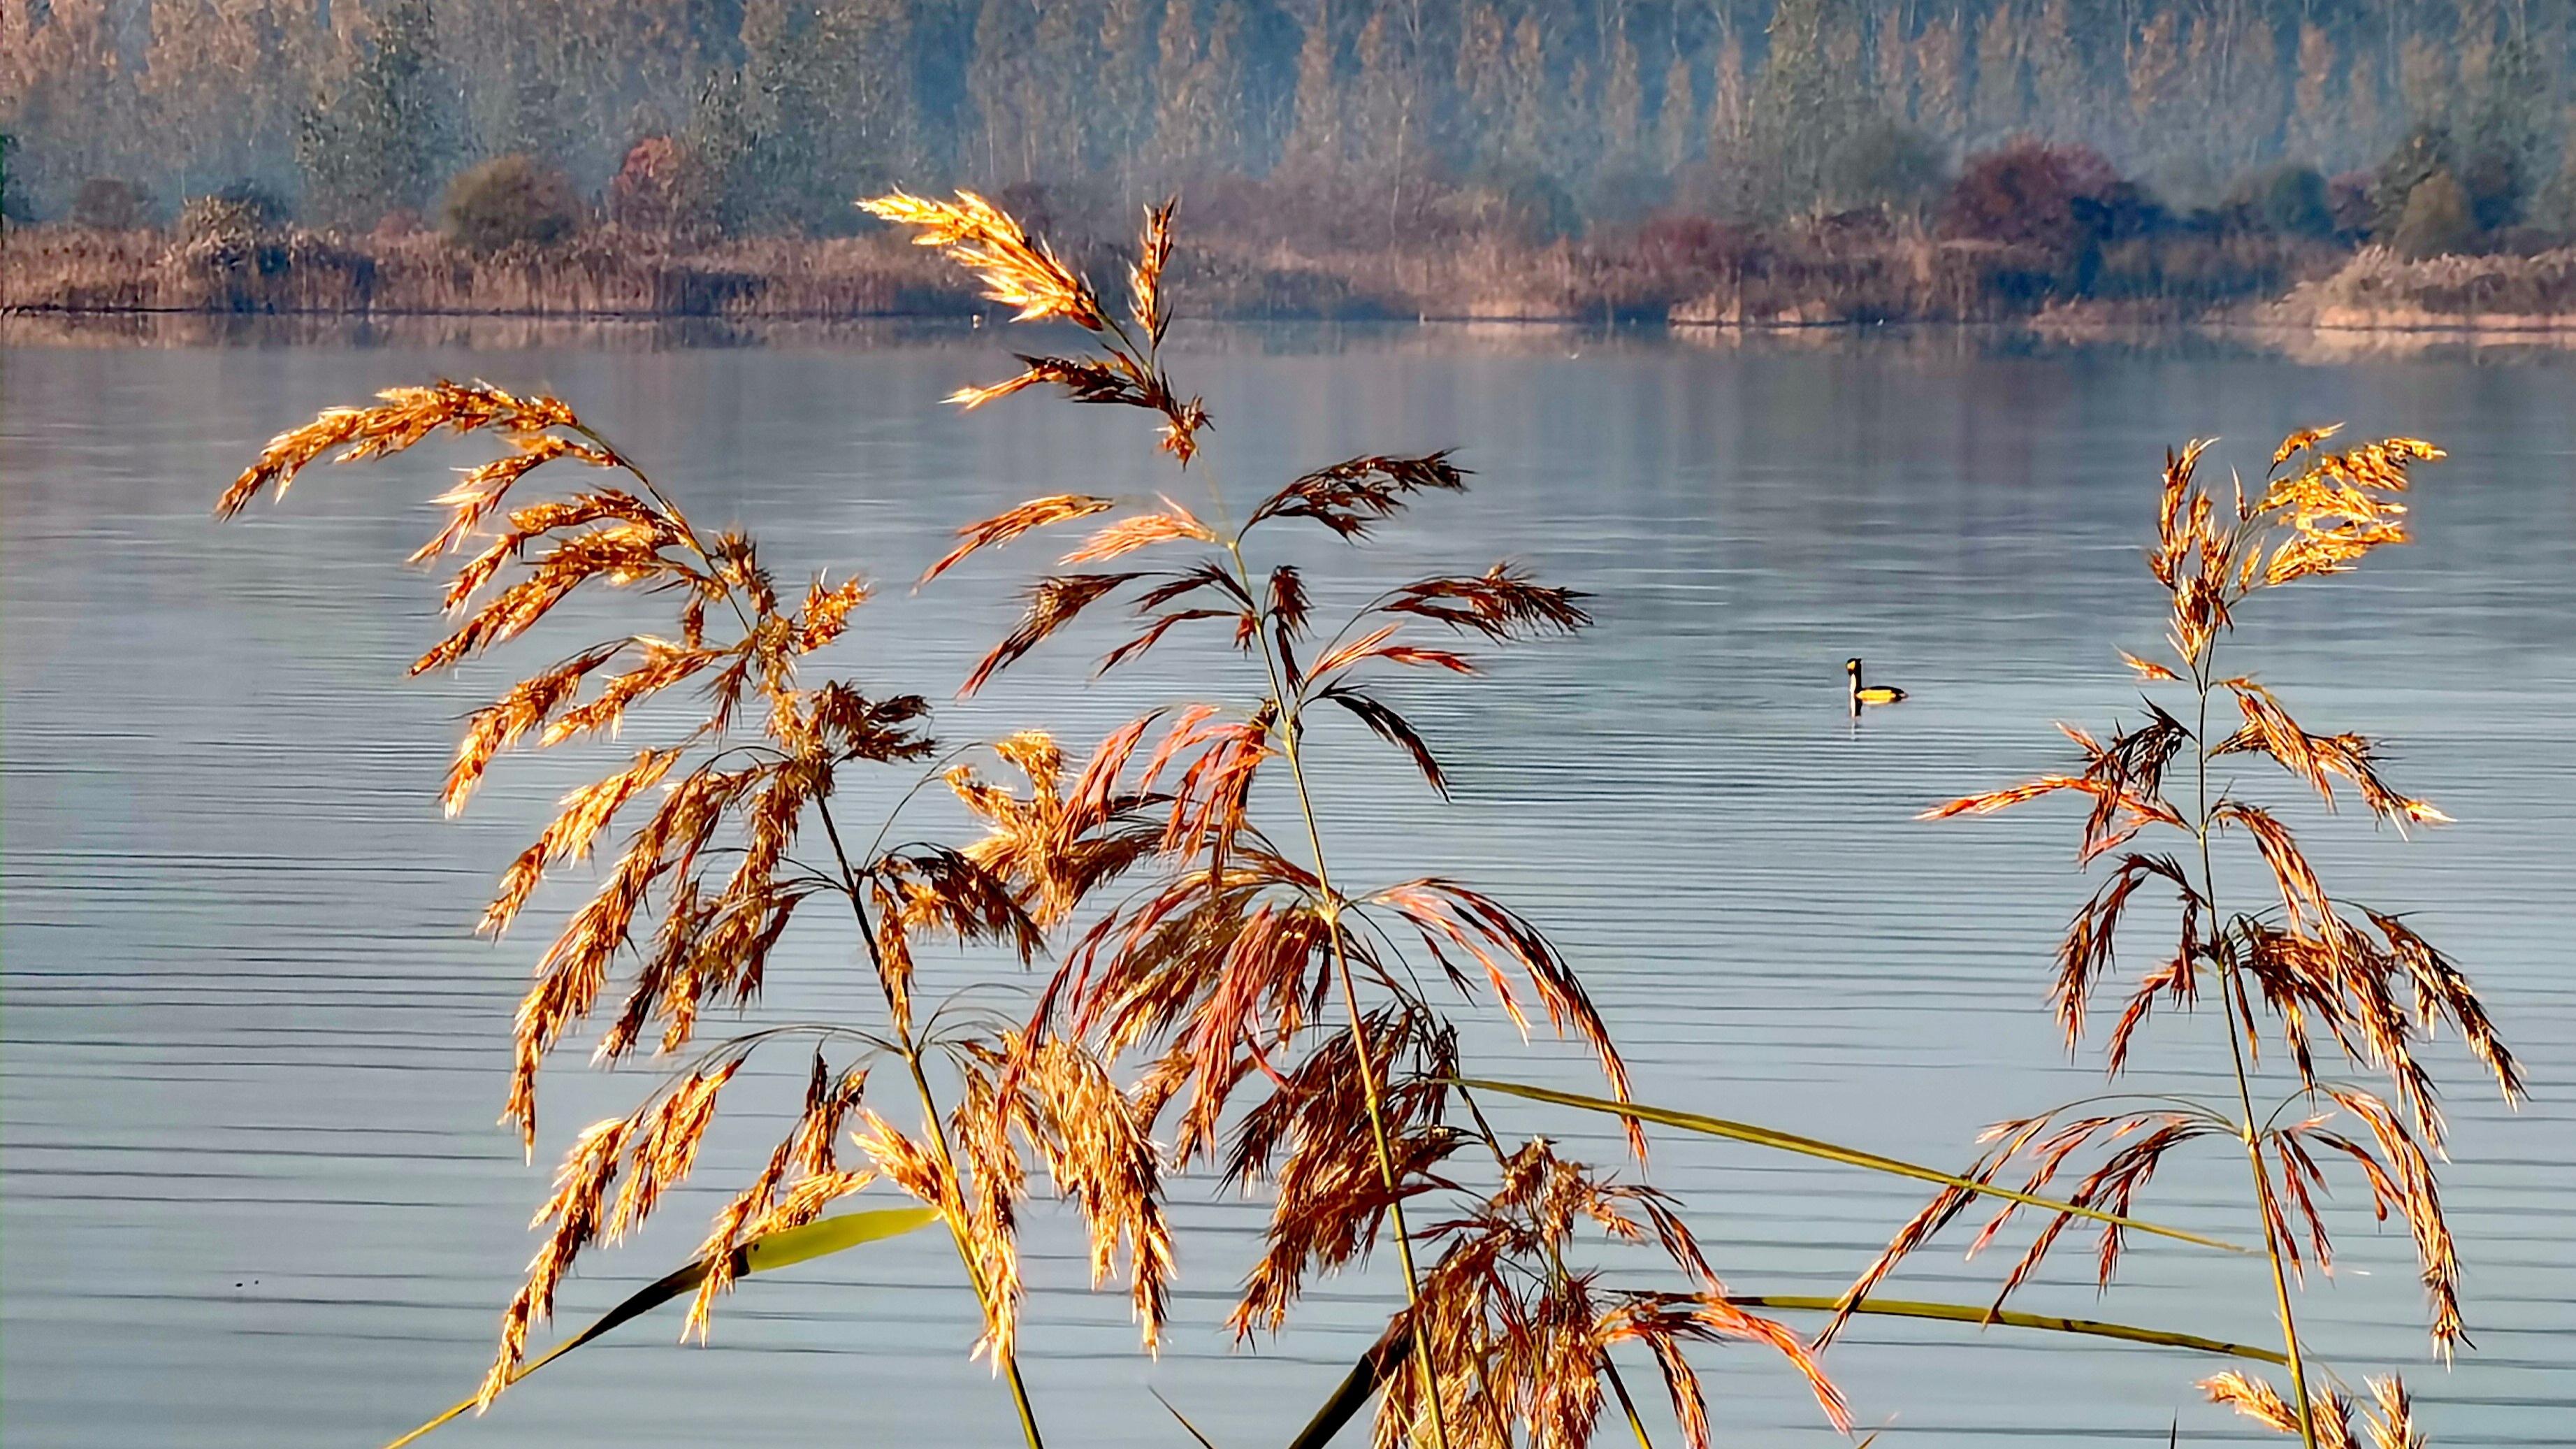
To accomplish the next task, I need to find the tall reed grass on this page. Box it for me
[2269,244,2576,331]
[213,191,2522,1449]
[1837,428,2521,1448]
[13,198,2369,326]
[8,223,965,317]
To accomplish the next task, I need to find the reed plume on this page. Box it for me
[874,189,1848,1449]
[219,380,1177,1448]
[1843,427,2522,1446]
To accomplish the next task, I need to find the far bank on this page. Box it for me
[8,217,2574,335]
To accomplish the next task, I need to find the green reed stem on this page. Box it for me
[579,419,1050,1449]
[1229,537,1452,1449]
[818,798,1048,1449]
[1602,1353,1658,1449]
[2192,645,2320,1449]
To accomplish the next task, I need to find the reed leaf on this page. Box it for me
[1728,1297,2287,1363]
[1284,1319,1412,1449]
[1152,1387,1227,1449]
[384,1206,939,1449]
[1282,1296,2282,1449]
[1451,1079,2245,1255]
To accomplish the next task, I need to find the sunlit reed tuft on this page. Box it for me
[874,189,1848,1449]
[219,375,1179,1449]
[205,192,2524,1449]
[1844,426,2521,1447]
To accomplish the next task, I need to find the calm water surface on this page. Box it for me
[6,324,2572,1447]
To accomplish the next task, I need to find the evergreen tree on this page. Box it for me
[1657,48,1698,168]
[2023,0,2089,150]
[297,0,458,224]
[1282,0,1345,172]
[1969,0,2022,143]
[2289,22,2342,169]
[1600,3,1647,162]
[1911,8,1967,147]
[1094,0,1165,182]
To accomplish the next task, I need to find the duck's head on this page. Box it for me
[1845,658,1862,676]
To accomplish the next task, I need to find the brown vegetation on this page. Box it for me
[1853,427,2521,1449]
[440,155,581,256]
[2264,245,2576,331]
[3,204,2349,326]
[208,190,2527,1449]
[210,189,1862,1449]
[1,223,961,317]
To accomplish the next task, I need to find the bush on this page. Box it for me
[180,195,266,247]
[2368,127,2449,240]
[2227,164,2333,237]
[607,137,716,240]
[1456,164,1584,245]
[1,133,22,224]
[2327,171,2375,237]
[2393,169,2477,259]
[2455,132,2528,231]
[72,177,152,231]
[440,155,579,255]
[212,180,289,229]
[1625,213,1763,275]
[180,181,289,247]
[1823,117,1947,211]
[1940,140,2123,254]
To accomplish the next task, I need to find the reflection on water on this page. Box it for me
[5,326,2571,1448]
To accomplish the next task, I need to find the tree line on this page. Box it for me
[4,0,2570,240]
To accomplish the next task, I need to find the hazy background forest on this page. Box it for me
[7,0,2575,320]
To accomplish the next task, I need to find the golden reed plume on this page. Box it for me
[219,376,1178,1448]
[878,188,1845,1449]
[862,189,1206,466]
[1851,428,2518,1449]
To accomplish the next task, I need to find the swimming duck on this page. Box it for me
[1847,658,1906,711]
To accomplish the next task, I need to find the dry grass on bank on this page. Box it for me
[2264,245,2576,330]
[0,223,970,318]
[0,213,2454,327]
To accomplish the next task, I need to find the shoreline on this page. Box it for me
[8,224,2574,352]
[12,301,2576,333]
[10,303,2576,350]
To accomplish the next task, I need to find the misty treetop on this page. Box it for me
[4,0,2568,234]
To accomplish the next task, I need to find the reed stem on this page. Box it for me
[1230,537,1453,1449]
[1602,1353,1658,1449]
[2192,648,2320,1449]
[817,797,1049,1449]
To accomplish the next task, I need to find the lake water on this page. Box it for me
[5,320,2571,1448]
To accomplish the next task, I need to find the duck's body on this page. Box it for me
[1847,657,1906,711]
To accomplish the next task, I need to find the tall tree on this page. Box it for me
[297,0,459,224]
[2289,21,2343,168]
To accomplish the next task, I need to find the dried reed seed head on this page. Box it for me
[2364,1376,2424,1449]
[1372,1137,1846,1448]
[1245,452,1471,540]
[2118,648,2180,682]
[2313,1086,2465,1354]
[1130,199,1178,343]
[921,493,1116,584]
[413,435,619,564]
[999,1037,1176,1351]
[220,380,1195,1415]
[2273,424,2345,468]
[859,189,1107,330]
[2200,1371,2358,1449]
[1059,503,1215,565]
[864,189,1209,463]
[217,380,583,520]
